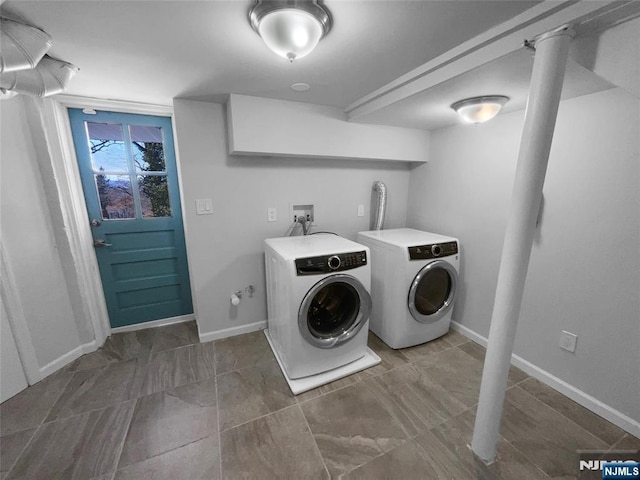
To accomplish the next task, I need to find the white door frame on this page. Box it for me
[39,95,177,344]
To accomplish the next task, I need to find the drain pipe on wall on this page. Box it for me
[471,25,575,463]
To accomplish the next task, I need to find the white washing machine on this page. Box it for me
[357,228,460,349]
[264,234,380,394]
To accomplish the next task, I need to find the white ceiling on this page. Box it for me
[1,0,541,109]
[352,50,615,130]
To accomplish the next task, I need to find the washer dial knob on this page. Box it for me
[431,244,442,257]
[328,255,341,270]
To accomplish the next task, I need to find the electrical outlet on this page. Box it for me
[357,204,365,217]
[559,330,578,353]
[267,207,277,222]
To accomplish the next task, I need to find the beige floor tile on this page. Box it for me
[221,405,327,479]
[0,369,74,435]
[518,377,627,446]
[0,427,37,479]
[7,402,134,480]
[66,330,155,372]
[118,378,218,468]
[301,383,408,477]
[500,386,608,478]
[3,327,635,480]
[441,329,470,346]
[115,435,220,480]
[457,340,529,385]
[430,409,548,480]
[295,373,361,403]
[341,441,433,479]
[140,342,215,395]
[357,331,411,379]
[413,347,485,407]
[217,358,296,431]
[398,334,456,362]
[150,321,200,353]
[363,363,467,438]
[46,357,147,421]
[414,426,486,479]
[610,433,640,451]
[214,330,273,375]
[89,474,115,480]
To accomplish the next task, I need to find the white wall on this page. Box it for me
[0,96,85,369]
[407,86,640,423]
[1,295,28,402]
[173,99,413,339]
[571,17,640,99]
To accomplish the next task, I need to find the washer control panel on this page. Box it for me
[408,241,458,260]
[296,250,367,275]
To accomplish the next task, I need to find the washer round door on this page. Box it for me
[408,260,458,324]
[299,274,372,349]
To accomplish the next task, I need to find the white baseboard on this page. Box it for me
[38,339,98,379]
[37,315,196,380]
[450,321,640,438]
[198,321,267,343]
[40,315,195,379]
[110,314,195,334]
[36,316,195,381]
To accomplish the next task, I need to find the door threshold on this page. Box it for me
[111,314,195,334]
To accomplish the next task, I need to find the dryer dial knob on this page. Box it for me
[328,255,341,270]
[431,244,442,257]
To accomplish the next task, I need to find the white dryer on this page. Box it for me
[357,228,460,349]
[264,234,380,394]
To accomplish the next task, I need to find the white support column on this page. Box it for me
[471,25,575,463]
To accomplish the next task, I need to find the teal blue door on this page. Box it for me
[68,109,193,328]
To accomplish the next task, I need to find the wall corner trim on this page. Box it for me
[38,340,99,379]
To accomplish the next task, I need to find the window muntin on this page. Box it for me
[86,122,172,220]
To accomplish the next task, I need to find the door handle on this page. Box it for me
[93,239,112,248]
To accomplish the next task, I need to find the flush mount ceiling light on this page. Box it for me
[249,0,332,62]
[451,95,510,124]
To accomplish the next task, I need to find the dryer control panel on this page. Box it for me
[408,241,458,260]
[295,251,368,276]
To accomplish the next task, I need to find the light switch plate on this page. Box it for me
[196,199,213,215]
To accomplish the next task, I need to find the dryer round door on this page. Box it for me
[408,260,458,324]
[299,274,372,349]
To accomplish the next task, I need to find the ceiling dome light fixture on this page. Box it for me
[249,0,332,62]
[451,95,510,124]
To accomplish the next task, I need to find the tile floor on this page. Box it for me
[1,321,638,479]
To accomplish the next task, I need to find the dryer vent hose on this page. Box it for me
[372,180,387,231]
